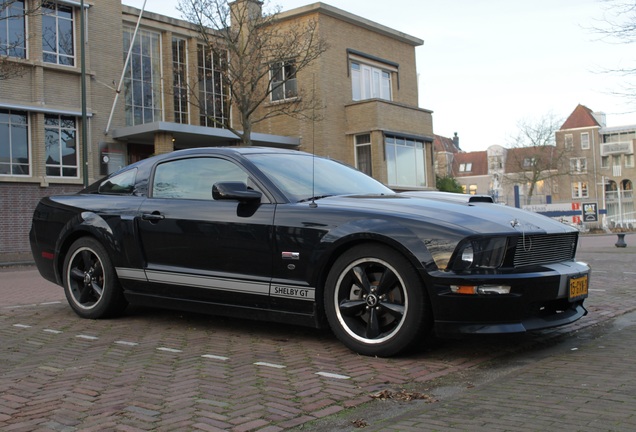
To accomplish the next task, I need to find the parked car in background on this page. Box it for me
[30,147,590,356]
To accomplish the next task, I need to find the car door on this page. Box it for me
[136,156,275,308]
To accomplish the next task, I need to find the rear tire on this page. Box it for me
[324,244,431,357]
[63,237,127,319]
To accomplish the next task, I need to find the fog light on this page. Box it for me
[477,285,511,295]
[451,285,511,295]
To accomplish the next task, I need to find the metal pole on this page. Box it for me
[105,0,147,135]
[80,0,88,186]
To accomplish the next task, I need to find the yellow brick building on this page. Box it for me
[0,0,434,262]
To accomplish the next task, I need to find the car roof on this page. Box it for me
[163,146,305,158]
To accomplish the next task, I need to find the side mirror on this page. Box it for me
[212,181,262,202]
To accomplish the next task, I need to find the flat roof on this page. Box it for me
[112,122,301,149]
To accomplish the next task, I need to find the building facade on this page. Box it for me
[555,104,635,229]
[0,0,434,262]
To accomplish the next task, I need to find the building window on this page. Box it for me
[469,184,477,195]
[355,134,372,176]
[601,156,609,169]
[351,62,392,101]
[172,37,188,124]
[198,44,229,127]
[0,0,26,58]
[570,157,587,174]
[270,60,297,102]
[459,162,472,172]
[571,181,589,199]
[0,109,29,176]
[385,135,427,188]
[523,157,536,168]
[564,134,573,150]
[626,154,634,168]
[123,27,162,126]
[45,114,78,178]
[581,132,590,150]
[42,1,74,66]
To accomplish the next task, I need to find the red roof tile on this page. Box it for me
[560,104,600,130]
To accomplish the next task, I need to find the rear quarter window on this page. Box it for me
[98,168,137,195]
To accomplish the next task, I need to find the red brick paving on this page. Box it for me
[1,235,635,431]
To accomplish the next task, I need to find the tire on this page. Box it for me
[324,244,431,357]
[62,237,127,319]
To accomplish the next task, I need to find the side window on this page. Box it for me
[152,157,249,200]
[99,168,137,195]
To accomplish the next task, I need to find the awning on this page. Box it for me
[111,121,301,149]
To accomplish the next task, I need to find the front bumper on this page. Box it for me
[428,260,590,336]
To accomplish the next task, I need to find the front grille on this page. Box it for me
[512,232,578,268]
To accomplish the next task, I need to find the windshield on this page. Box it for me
[247,153,395,202]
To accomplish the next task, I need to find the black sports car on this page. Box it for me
[30,147,590,356]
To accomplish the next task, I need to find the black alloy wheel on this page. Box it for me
[63,237,127,319]
[324,243,430,357]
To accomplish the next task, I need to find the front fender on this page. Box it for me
[310,218,461,288]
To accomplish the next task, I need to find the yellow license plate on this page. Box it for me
[569,275,588,301]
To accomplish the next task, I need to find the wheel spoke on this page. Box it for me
[380,302,405,320]
[339,299,366,317]
[70,267,85,282]
[90,281,103,298]
[78,284,94,303]
[81,250,93,269]
[352,265,371,294]
[366,307,381,339]
[376,268,398,296]
[93,261,103,279]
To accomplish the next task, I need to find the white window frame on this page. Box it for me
[626,154,634,168]
[351,62,392,102]
[42,1,75,66]
[123,27,163,126]
[197,44,229,128]
[1,0,27,59]
[601,155,609,169]
[354,133,372,176]
[172,36,189,124]
[270,60,297,102]
[571,181,589,199]
[385,135,427,188]
[0,109,30,177]
[44,114,79,179]
[570,157,587,174]
[581,132,590,150]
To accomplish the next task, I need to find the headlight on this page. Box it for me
[451,237,507,271]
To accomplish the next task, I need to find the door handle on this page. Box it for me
[141,212,165,222]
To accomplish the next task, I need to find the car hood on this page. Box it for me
[318,193,575,236]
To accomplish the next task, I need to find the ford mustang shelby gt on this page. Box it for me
[30,147,589,356]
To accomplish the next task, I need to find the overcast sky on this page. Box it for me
[122,0,636,152]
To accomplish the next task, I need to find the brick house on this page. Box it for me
[0,0,434,263]
[555,104,636,228]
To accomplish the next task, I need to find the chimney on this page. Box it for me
[452,132,460,151]
[592,112,606,128]
[230,0,263,24]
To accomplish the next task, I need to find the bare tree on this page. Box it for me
[177,0,329,145]
[503,113,568,205]
[0,0,41,80]
[590,0,636,101]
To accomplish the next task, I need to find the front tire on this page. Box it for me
[324,244,431,357]
[63,237,127,319]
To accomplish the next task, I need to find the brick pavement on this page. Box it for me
[1,234,635,431]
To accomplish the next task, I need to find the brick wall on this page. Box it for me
[0,183,82,263]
